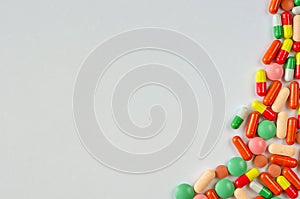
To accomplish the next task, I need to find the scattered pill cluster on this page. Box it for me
[174,1,300,199]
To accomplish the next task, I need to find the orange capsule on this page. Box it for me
[245,111,260,138]
[286,117,297,145]
[282,167,300,190]
[263,80,282,106]
[255,196,264,199]
[262,40,282,64]
[260,172,283,195]
[288,81,299,109]
[269,0,282,14]
[232,136,253,161]
[270,154,298,168]
[206,189,219,199]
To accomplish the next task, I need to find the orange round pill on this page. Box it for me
[281,0,294,11]
[215,165,228,179]
[253,155,268,168]
[268,164,282,178]
[296,131,300,144]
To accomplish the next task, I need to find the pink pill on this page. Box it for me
[266,63,283,80]
[193,194,208,199]
[248,137,267,155]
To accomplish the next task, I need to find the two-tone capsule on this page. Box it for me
[263,40,282,64]
[284,57,296,81]
[277,176,298,198]
[249,181,273,199]
[282,11,293,39]
[298,107,300,128]
[231,107,250,129]
[234,168,260,188]
[256,69,267,96]
[273,14,283,39]
[252,100,277,121]
[295,52,300,78]
[276,39,293,64]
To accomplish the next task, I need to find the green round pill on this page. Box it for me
[257,120,276,140]
[175,184,194,199]
[227,157,247,176]
[215,179,235,198]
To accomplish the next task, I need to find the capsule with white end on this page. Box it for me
[292,6,300,15]
[231,106,250,129]
[273,14,283,39]
[284,56,295,81]
[293,15,300,42]
[249,181,273,199]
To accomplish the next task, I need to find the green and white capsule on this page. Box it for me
[249,181,273,199]
[292,6,300,15]
[231,106,250,129]
[285,56,296,82]
[273,14,283,39]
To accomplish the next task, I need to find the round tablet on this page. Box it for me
[253,155,268,168]
[227,157,247,176]
[258,120,277,140]
[175,184,195,199]
[215,179,235,199]
[281,0,294,11]
[266,63,284,80]
[268,164,282,178]
[193,194,208,199]
[296,131,300,144]
[248,137,267,155]
[215,165,229,179]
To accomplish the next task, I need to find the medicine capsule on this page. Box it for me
[194,170,215,193]
[263,80,282,106]
[231,107,250,129]
[282,11,293,39]
[282,167,300,190]
[205,189,219,199]
[232,136,253,161]
[234,168,260,188]
[273,14,283,39]
[263,40,282,64]
[292,6,300,14]
[276,176,299,198]
[286,117,297,145]
[269,0,281,14]
[298,107,300,128]
[245,111,260,138]
[256,69,267,96]
[234,188,250,199]
[272,87,290,112]
[288,81,299,109]
[276,112,288,139]
[293,41,300,52]
[260,172,283,196]
[284,56,295,81]
[268,143,296,156]
[252,100,277,121]
[249,181,273,198]
[276,39,293,64]
[270,154,298,168]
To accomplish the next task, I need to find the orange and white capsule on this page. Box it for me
[256,69,267,96]
[293,15,300,41]
[288,81,299,109]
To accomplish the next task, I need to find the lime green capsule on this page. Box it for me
[250,181,273,199]
[273,14,283,39]
[231,106,250,129]
[295,0,300,6]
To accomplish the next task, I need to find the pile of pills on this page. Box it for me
[174,0,300,199]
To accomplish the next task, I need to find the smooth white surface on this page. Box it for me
[0,0,274,198]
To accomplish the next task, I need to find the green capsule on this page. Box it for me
[250,181,273,199]
[259,186,273,198]
[286,56,296,69]
[273,14,283,39]
[295,0,300,6]
[231,106,249,129]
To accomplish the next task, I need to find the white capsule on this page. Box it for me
[237,106,250,120]
[285,68,294,82]
[249,181,263,193]
[292,6,300,15]
[273,14,282,26]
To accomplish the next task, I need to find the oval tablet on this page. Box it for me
[277,112,288,138]
[294,15,300,41]
[268,143,296,156]
[272,87,290,112]
[194,170,215,193]
[234,188,250,199]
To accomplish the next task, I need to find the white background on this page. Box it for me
[0,0,282,198]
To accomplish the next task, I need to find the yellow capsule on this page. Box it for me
[256,69,266,82]
[281,39,293,52]
[277,175,291,190]
[296,52,300,65]
[245,168,260,181]
[252,100,266,113]
[284,25,293,39]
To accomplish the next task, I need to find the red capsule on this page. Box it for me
[282,167,300,190]
[206,189,219,199]
[293,41,300,52]
[282,11,293,25]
